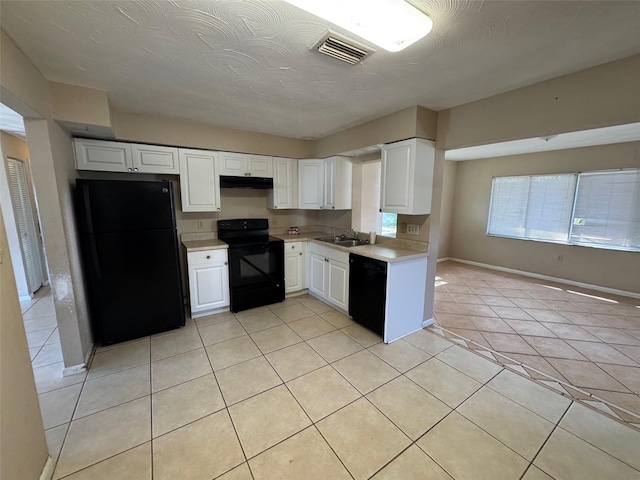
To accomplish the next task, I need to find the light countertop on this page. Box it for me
[182,239,228,252]
[271,232,428,263]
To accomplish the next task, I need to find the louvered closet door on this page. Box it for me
[6,158,44,294]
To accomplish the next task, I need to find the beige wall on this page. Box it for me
[438,54,640,150]
[437,160,457,259]
[25,118,92,366]
[50,81,112,129]
[113,111,312,159]
[313,106,438,158]
[2,28,93,368]
[449,142,640,293]
[0,208,50,480]
[0,30,51,118]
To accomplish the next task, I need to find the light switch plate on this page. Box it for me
[407,224,419,235]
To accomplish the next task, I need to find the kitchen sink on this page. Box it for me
[316,237,367,247]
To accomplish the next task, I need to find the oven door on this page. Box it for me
[227,241,284,311]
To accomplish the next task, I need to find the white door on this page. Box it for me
[131,144,179,174]
[270,158,296,209]
[218,152,247,176]
[323,157,335,209]
[327,260,349,310]
[74,138,132,172]
[6,158,45,294]
[298,160,324,209]
[179,149,220,212]
[381,141,414,213]
[247,155,273,177]
[308,253,327,297]
[189,262,229,314]
[285,252,302,293]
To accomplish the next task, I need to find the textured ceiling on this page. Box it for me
[1,1,640,139]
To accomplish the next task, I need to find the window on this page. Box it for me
[570,170,640,250]
[487,169,640,252]
[354,159,397,237]
[487,174,577,242]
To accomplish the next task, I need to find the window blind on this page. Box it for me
[570,170,640,251]
[487,174,577,242]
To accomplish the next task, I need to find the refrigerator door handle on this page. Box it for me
[81,185,102,280]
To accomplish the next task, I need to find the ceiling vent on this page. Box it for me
[313,32,374,65]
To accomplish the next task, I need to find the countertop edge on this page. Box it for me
[182,239,228,252]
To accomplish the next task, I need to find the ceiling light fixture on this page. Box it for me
[284,0,433,52]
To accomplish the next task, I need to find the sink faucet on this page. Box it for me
[341,228,358,240]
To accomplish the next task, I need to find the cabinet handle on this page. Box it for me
[320,206,324,210]
[224,261,228,265]
[291,245,295,249]
[206,255,211,259]
[217,207,221,211]
[379,208,382,213]
[332,206,335,209]
[128,168,132,172]
[134,168,138,172]
[299,252,302,256]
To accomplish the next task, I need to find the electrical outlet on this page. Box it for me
[197,220,204,229]
[399,223,407,233]
[557,254,563,262]
[407,224,420,235]
[271,215,278,226]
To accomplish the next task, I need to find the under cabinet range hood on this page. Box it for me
[219,175,273,189]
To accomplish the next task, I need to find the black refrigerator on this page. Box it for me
[76,179,185,345]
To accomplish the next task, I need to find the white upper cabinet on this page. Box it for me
[219,152,273,177]
[298,159,325,209]
[380,138,435,215]
[298,156,352,210]
[179,149,221,212]
[247,155,273,177]
[74,138,179,174]
[74,138,132,172]
[268,157,298,209]
[131,144,179,174]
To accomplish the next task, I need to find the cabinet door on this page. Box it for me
[381,141,414,214]
[269,158,297,209]
[308,253,327,297]
[189,261,229,314]
[219,152,247,176]
[74,138,132,172]
[247,155,273,178]
[285,252,302,293]
[323,157,336,210]
[298,159,324,209]
[131,144,180,174]
[179,149,221,212]
[327,260,349,311]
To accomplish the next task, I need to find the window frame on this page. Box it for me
[486,168,640,253]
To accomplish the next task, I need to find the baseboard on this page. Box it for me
[422,317,434,328]
[436,257,450,263]
[449,258,640,300]
[39,455,55,480]
[63,363,86,377]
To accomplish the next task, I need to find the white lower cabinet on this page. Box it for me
[307,243,349,311]
[187,249,229,318]
[284,242,306,293]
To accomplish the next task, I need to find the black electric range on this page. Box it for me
[217,219,284,312]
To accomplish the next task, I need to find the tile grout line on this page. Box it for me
[430,324,640,430]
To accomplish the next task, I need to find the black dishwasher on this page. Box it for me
[349,254,387,336]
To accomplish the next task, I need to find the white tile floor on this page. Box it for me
[20,289,640,479]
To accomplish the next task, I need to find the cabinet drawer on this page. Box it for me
[187,249,227,265]
[284,242,303,254]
